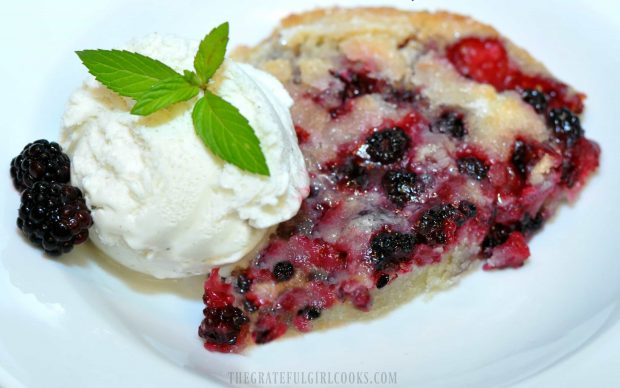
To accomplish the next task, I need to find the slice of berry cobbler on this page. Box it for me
[198,8,600,352]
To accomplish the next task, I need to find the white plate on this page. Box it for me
[1,1,619,387]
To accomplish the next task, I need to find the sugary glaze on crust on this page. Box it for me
[199,8,600,352]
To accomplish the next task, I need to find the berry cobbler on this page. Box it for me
[198,8,600,352]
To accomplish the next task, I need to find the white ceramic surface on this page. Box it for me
[1,1,619,387]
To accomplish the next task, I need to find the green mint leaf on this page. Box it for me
[192,91,270,176]
[130,76,199,116]
[183,70,202,87]
[76,49,180,99]
[193,22,229,84]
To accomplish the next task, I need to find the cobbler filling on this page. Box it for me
[200,36,600,352]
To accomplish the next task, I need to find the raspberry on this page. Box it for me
[560,137,600,188]
[10,139,71,191]
[447,37,585,114]
[483,232,530,270]
[365,127,410,164]
[17,181,93,256]
[252,314,288,344]
[446,37,511,89]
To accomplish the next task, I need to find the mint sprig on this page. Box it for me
[76,22,270,177]
[131,76,199,115]
[194,22,229,84]
[193,91,269,176]
[76,50,179,99]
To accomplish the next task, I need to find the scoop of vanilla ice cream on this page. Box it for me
[60,34,308,279]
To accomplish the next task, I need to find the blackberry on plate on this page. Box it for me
[17,181,93,256]
[10,139,71,191]
[365,127,410,164]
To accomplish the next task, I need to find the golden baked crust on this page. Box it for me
[234,7,548,78]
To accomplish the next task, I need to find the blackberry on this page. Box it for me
[277,213,315,239]
[376,273,390,289]
[253,329,275,345]
[369,231,416,270]
[415,204,459,245]
[482,223,513,251]
[307,271,329,282]
[519,212,544,235]
[327,71,385,118]
[382,170,423,205]
[199,306,249,345]
[521,89,548,114]
[17,181,93,256]
[10,139,71,191]
[547,108,583,146]
[252,315,287,344]
[336,71,383,101]
[298,306,321,320]
[511,140,531,180]
[365,128,410,164]
[432,111,467,139]
[243,299,258,313]
[235,273,252,294]
[457,157,489,181]
[333,156,369,189]
[273,261,295,282]
[456,201,478,225]
[384,87,420,106]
